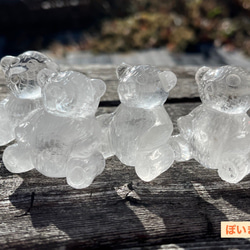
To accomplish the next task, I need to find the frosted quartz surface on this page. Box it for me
[98,63,177,181]
[40,70,106,118]
[3,66,106,189]
[170,66,250,183]
[1,50,58,99]
[0,51,58,146]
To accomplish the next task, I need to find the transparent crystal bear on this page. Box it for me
[3,69,106,189]
[170,66,250,183]
[97,63,177,181]
[0,51,58,145]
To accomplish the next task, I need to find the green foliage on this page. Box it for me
[90,12,195,52]
[207,7,222,18]
[86,0,250,55]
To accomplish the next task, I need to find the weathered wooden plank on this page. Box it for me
[55,47,250,68]
[128,239,250,250]
[68,65,200,101]
[1,102,250,249]
[1,64,250,102]
[0,65,200,102]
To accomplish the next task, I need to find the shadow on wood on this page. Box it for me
[0,66,250,248]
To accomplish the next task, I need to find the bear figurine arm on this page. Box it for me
[177,115,193,140]
[96,113,116,159]
[137,106,173,151]
[136,122,175,182]
[177,105,203,140]
[169,134,192,162]
[137,123,173,151]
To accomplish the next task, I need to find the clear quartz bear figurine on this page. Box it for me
[0,51,58,145]
[170,66,250,183]
[3,69,106,189]
[97,63,177,181]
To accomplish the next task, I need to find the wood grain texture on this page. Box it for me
[67,65,200,101]
[0,65,200,102]
[0,65,250,249]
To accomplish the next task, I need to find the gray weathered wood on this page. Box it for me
[0,66,250,249]
[55,47,250,68]
[67,65,200,101]
[0,66,200,102]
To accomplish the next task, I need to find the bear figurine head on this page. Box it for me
[196,66,250,114]
[38,69,106,118]
[0,51,58,99]
[116,63,177,109]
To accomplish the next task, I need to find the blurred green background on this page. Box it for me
[0,0,249,58]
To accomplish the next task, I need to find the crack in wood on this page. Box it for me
[99,97,201,107]
[15,192,35,217]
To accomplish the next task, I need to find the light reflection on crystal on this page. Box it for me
[1,52,106,189]
[0,51,58,146]
[170,66,250,183]
[97,63,177,181]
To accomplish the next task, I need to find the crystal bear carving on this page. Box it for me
[170,66,250,183]
[3,69,106,189]
[97,63,177,181]
[0,51,58,145]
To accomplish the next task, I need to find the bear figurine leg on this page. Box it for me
[66,152,105,189]
[3,144,34,173]
[135,143,175,182]
[217,154,250,183]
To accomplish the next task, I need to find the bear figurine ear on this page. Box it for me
[91,79,106,98]
[45,60,60,72]
[158,71,177,92]
[0,56,19,73]
[37,68,56,87]
[116,63,131,80]
[195,66,210,85]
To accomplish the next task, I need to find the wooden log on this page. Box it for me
[1,102,250,249]
[66,65,201,101]
[0,65,250,249]
[0,66,200,102]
